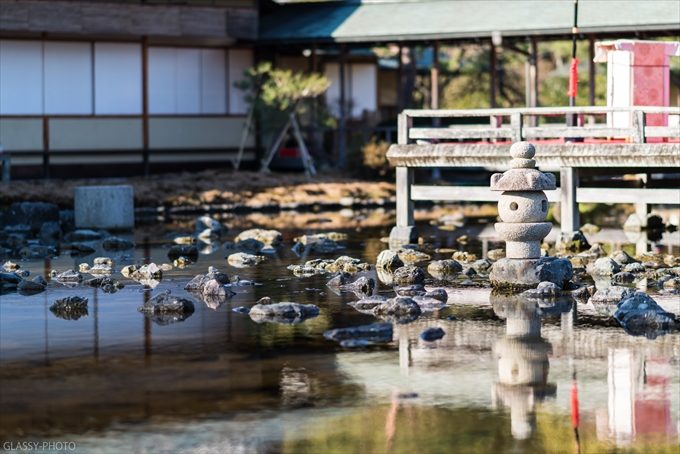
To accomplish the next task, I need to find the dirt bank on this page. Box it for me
[0,170,396,210]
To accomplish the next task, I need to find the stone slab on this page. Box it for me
[74,185,134,230]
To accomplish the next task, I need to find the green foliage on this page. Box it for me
[236,62,333,135]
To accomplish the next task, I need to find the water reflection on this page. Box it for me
[491,294,561,440]
[1,220,679,451]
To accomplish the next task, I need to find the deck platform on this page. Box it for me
[386,106,680,247]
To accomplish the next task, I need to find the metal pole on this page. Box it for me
[567,0,579,127]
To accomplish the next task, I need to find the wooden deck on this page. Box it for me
[386,106,680,246]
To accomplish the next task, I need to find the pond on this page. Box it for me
[1,211,678,453]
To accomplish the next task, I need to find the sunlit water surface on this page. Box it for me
[1,215,679,454]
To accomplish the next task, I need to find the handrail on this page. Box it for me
[403,106,680,117]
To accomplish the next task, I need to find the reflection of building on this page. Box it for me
[597,349,676,446]
[491,297,556,440]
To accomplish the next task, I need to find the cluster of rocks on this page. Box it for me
[288,256,371,276]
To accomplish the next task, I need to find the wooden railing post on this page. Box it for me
[511,112,523,142]
[560,167,580,236]
[632,110,646,143]
[390,113,418,246]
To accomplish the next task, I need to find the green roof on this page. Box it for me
[260,0,680,43]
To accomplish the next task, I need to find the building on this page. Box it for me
[1,0,678,177]
[0,0,258,177]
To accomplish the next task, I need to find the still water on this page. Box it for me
[1,213,679,453]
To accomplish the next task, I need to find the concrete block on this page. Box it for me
[74,185,134,230]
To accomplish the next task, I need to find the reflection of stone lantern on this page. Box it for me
[491,295,556,440]
[490,142,572,290]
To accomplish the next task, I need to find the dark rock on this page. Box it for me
[168,244,198,261]
[614,292,679,339]
[235,238,265,254]
[647,214,664,230]
[350,295,388,312]
[373,296,422,318]
[611,250,638,266]
[471,259,492,273]
[85,276,124,293]
[50,296,88,320]
[412,295,447,311]
[68,243,96,255]
[393,265,426,286]
[7,202,59,232]
[0,271,22,292]
[59,210,75,233]
[17,278,47,295]
[19,244,57,259]
[420,327,445,342]
[138,291,195,322]
[462,267,477,277]
[326,272,353,288]
[64,229,103,242]
[424,288,448,303]
[590,285,636,305]
[623,262,646,274]
[612,272,635,284]
[588,257,621,276]
[102,236,135,251]
[248,299,320,324]
[324,322,393,345]
[53,269,83,283]
[232,306,250,314]
[427,259,462,278]
[38,221,61,244]
[376,250,404,272]
[195,215,222,239]
[523,281,559,298]
[395,284,426,297]
[557,230,591,252]
[340,276,375,296]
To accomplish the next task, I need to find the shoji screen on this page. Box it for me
[94,42,142,114]
[350,63,377,118]
[44,41,93,114]
[228,49,253,114]
[149,47,226,114]
[201,49,227,114]
[0,40,43,114]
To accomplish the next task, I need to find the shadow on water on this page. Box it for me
[0,213,678,452]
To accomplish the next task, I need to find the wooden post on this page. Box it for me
[141,36,150,176]
[490,42,497,108]
[560,167,580,235]
[42,117,50,179]
[397,44,404,111]
[525,38,538,126]
[430,41,440,110]
[511,112,523,142]
[338,44,347,169]
[389,113,417,246]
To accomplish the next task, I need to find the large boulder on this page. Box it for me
[6,202,59,232]
[614,292,679,339]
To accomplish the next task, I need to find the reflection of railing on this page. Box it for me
[386,106,680,246]
[0,113,250,178]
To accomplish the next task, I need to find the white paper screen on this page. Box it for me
[44,41,93,115]
[94,42,142,114]
[0,40,43,114]
[229,49,253,114]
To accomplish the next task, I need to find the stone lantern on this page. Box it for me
[489,142,572,290]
